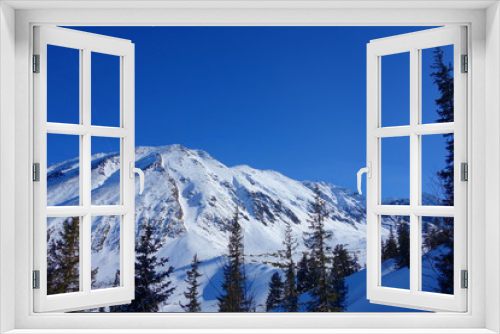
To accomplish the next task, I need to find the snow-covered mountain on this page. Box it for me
[47,144,399,311]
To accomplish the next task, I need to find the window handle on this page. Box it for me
[357,162,372,195]
[130,162,145,195]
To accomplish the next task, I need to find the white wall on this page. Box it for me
[485,2,500,333]
[0,2,16,333]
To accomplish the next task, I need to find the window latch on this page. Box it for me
[357,162,372,195]
[129,162,145,195]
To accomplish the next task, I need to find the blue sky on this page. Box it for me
[47,26,453,199]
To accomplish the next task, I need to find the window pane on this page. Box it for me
[421,216,454,294]
[47,45,80,124]
[381,215,410,290]
[47,133,80,206]
[421,45,454,125]
[91,216,121,290]
[421,133,454,206]
[91,52,120,127]
[381,137,410,204]
[381,52,410,127]
[91,137,121,206]
[47,216,80,295]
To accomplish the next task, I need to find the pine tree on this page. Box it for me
[396,219,410,269]
[47,217,80,295]
[181,254,203,312]
[218,207,252,312]
[265,272,284,311]
[297,253,313,294]
[281,222,298,312]
[112,269,120,287]
[350,253,362,274]
[382,226,398,262]
[303,187,337,312]
[430,47,455,294]
[330,244,357,312]
[118,219,175,312]
[431,47,454,207]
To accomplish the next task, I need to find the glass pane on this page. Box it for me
[381,52,410,127]
[381,215,410,290]
[421,45,454,124]
[91,216,121,290]
[91,137,121,206]
[91,52,120,127]
[422,216,454,294]
[47,133,80,206]
[421,133,454,206]
[47,216,80,295]
[381,137,410,204]
[47,45,80,124]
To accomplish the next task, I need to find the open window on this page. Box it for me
[364,26,467,312]
[33,26,140,312]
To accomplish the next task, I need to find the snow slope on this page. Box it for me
[46,144,429,312]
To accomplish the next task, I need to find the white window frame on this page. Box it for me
[366,26,468,312]
[33,26,136,312]
[0,1,499,333]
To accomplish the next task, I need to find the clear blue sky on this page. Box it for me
[47,26,452,199]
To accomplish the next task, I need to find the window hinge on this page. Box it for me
[461,270,468,289]
[461,54,468,73]
[33,163,40,182]
[461,162,468,181]
[33,270,40,289]
[33,54,40,73]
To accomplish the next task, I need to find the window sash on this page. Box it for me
[366,26,468,312]
[32,25,136,313]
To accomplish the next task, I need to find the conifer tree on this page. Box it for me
[303,187,337,312]
[430,47,455,293]
[265,272,284,311]
[297,253,313,294]
[350,253,362,274]
[382,226,398,262]
[329,244,360,312]
[330,249,348,312]
[396,219,410,269]
[47,217,80,295]
[118,219,175,312]
[112,269,120,287]
[281,222,298,312]
[218,207,252,312]
[181,254,203,312]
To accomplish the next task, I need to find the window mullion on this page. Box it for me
[409,47,420,294]
[81,47,92,294]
